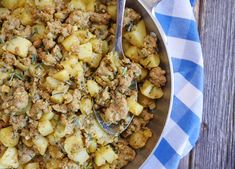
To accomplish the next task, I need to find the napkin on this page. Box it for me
[142,0,204,168]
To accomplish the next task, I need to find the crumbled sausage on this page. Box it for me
[149,67,167,87]
[90,12,111,25]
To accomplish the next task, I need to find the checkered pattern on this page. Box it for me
[142,0,203,169]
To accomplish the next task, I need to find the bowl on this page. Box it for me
[124,0,174,168]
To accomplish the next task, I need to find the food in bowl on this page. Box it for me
[0,0,167,168]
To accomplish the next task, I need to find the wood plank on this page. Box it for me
[190,0,235,169]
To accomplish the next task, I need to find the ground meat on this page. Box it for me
[140,35,158,57]
[104,95,129,123]
[122,117,147,138]
[114,139,136,168]
[1,16,21,39]
[13,25,32,38]
[90,24,109,39]
[38,50,57,66]
[149,67,167,87]
[18,145,36,164]
[95,87,111,107]
[66,10,91,28]
[1,52,16,66]
[48,145,64,159]
[52,104,68,114]
[36,6,55,22]
[67,89,81,112]
[29,100,48,120]
[124,8,141,27]
[42,38,56,50]
[140,109,154,122]
[90,12,111,25]
[1,87,29,114]
[10,115,28,131]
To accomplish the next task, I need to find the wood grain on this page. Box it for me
[179,0,235,168]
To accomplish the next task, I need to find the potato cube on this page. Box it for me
[53,69,70,82]
[46,159,62,169]
[45,77,61,90]
[3,37,32,57]
[0,126,19,147]
[75,30,94,44]
[125,46,140,62]
[35,0,55,8]
[50,93,64,104]
[127,97,144,116]
[38,120,54,136]
[40,111,54,121]
[32,24,46,40]
[0,162,7,169]
[138,92,156,108]
[1,0,18,9]
[124,20,147,48]
[84,0,95,11]
[80,97,93,114]
[0,147,19,168]
[22,138,33,147]
[24,162,40,169]
[140,54,160,69]
[107,5,117,20]
[76,43,93,63]
[0,8,10,16]
[95,146,118,166]
[137,65,148,82]
[32,135,49,155]
[64,131,88,163]
[68,0,86,10]
[14,8,33,25]
[53,123,66,139]
[140,80,164,99]
[87,80,100,97]
[100,164,110,169]
[62,34,80,51]
[88,53,102,68]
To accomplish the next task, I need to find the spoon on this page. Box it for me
[94,0,137,136]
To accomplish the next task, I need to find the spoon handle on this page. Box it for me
[115,0,126,54]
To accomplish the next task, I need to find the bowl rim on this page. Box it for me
[136,1,175,168]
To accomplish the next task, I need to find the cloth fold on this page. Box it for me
[142,0,203,168]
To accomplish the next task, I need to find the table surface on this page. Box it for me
[178,0,235,169]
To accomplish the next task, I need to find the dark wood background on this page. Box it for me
[178,0,235,168]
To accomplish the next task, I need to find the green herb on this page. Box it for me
[52,92,64,96]
[129,80,137,90]
[84,162,93,169]
[15,71,24,80]
[31,54,37,64]
[126,21,134,32]
[33,27,39,35]
[122,67,127,76]
[0,38,4,44]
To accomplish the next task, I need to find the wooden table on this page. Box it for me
[178,0,235,168]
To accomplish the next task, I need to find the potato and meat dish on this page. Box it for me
[0,0,167,168]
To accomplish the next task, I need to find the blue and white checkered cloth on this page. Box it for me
[142,0,203,169]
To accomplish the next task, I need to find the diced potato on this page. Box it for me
[62,34,80,51]
[47,134,60,145]
[17,0,25,7]
[125,46,140,62]
[124,20,147,48]
[0,8,10,16]
[64,131,88,163]
[68,0,86,10]
[24,162,40,169]
[0,162,7,169]
[80,97,93,114]
[32,24,46,40]
[102,40,109,54]
[123,39,131,52]
[40,111,54,121]
[13,8,33,25]
[140,54,160,69]
[95,146,118,166]
[46,159,62,169]
[83,0,95,11]
[38,120,54,136]
[129,129,152,149]
[75,30,94,44]
[0,147,19,168]
[87,80,101,97]
[32,135,49,155]
[35,0,55,8]
[88,53,102,68]
[22,138,33,147]
[50,93,64,104]
[62,57,83,77]
[88,140,97,153]
[53,123,66,139]
[76,43,93,63]
[53,69,70,82]
[3,37,32,57]
[127,97,144,116]
[0,126,19,147]
[1,0,18,9]
[100,164,110,169]
[107,5,117,20]
[45,77,61,90]
[140,80,164,99]
[137,65,148,82]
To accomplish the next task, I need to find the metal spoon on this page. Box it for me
[94,0,137,136]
